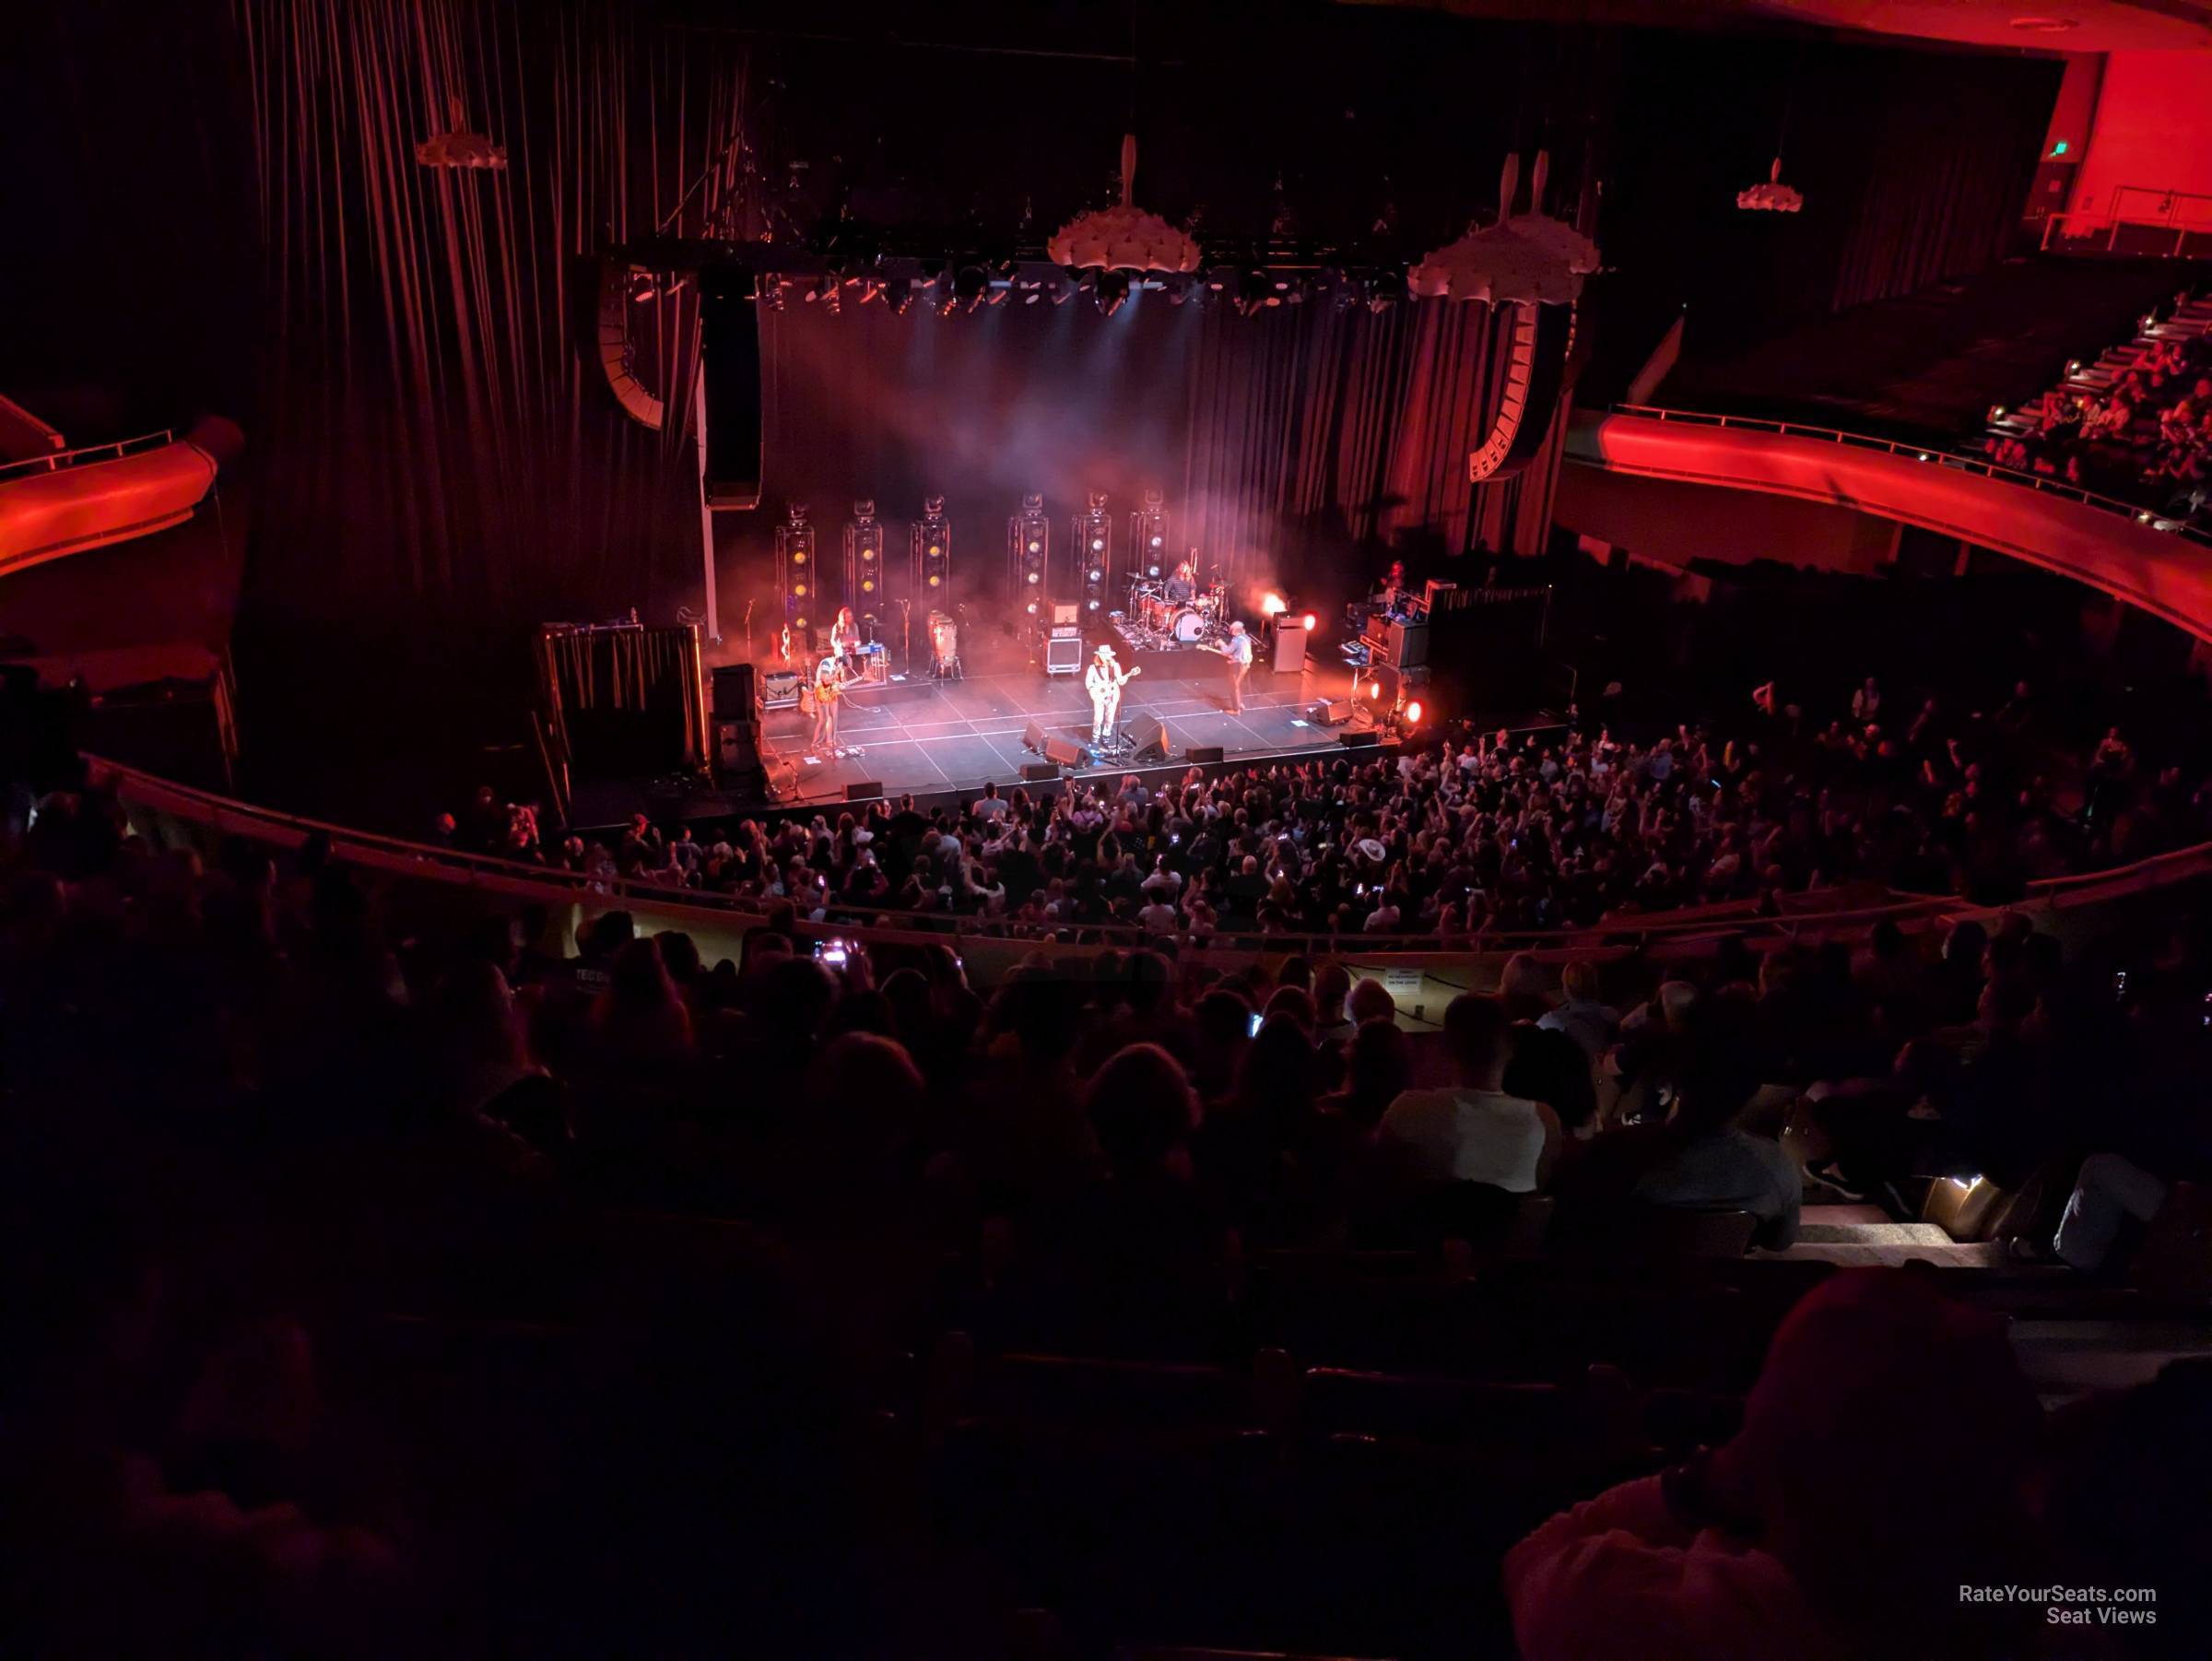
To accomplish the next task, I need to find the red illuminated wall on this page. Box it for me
[2067,52,2212,222]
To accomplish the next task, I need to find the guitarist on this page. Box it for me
[1085,643,1141,746]
[1203,618,1253,714]
[811,653,848,756]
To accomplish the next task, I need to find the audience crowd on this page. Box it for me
[1984,300,2212,527]
[6,766,2210,1655]
[442,670,2207,939]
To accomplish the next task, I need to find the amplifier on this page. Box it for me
[1049,623,1082,640]
[760,667,803,710]
[1043,634,1086,675]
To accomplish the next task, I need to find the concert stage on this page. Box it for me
[759,655,1361,807]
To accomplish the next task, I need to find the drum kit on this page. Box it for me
[1122,577,1230,649]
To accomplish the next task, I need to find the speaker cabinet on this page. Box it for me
[1043,736,1085,768]
[1308,697,1354,726]
[1338,730,1381,749]
[711,663,758,720]
[1023,718,1049,753]
[1020,761,1062,783]
[1185,745,1224,764]
[845,781,884,801]
[700,267,763,510]
[1043,634,1086,675]
[1126,713,1171,761]
[1270,619,1309,676]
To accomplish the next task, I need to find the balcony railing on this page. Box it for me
[1601,404,2212,551]
[0,428,179,485]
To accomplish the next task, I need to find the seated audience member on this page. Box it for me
[2041,1360,2212,1658]
[1376,994,1559,1193]
[1537,960,1618,1060]
[1503,1023,1600,1141]
[1631,1009,1802,1249]
[1505,1269,2044,1661]
[1320,1017,1416,1132]
[1004,1043,1225,1351]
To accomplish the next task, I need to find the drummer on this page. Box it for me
[1165,554,1198,607]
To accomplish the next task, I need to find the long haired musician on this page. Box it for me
[810,653,847,755]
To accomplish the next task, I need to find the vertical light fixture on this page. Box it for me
[1007,493,1051,619]
[774,502,817,645]
[1075,491,1112,616]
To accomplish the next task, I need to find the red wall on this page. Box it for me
[1553,463,1901,577]
[2067,52,2212,224]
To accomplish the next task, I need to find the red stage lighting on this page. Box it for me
[1300,612,1316,632]
[1404,700,1423,725]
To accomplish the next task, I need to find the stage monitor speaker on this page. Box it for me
[1020,761,1062,783]
[711,663,758,720]
[1339,730,1381,749]
[1270,620,1309,676]
[1043,736,1086,768]
[700,267,763,510]
[845,781,884,801]
[1022,718,1048,753]
[1308,697,1354,726]
[1126,713,1171,761]
[1185,745,1224,765]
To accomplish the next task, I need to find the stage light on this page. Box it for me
[1009,493,1051,612]
[1404,700,1423,725]
[892,281,917,316]
[1132,489,1168,579]
[1261,593,1287,617]
[1095,269,1130,315]
[1301,612,1316,631]
[775,502,817,639]
[954,264,989,312]
[1075,491,1112,618]
[2050,139,2070,156]
[912,494,952,604]
[844,499,884,605]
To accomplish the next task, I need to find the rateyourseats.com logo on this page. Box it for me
[1960,1586,2159,1628]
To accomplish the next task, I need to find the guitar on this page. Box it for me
[1090,664,1144,696]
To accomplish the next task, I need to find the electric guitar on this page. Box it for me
[1089,664,1144,696]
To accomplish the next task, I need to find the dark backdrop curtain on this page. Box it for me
[739,292,1558,635]
[231,0,747,633]
[1590,33,2061,389]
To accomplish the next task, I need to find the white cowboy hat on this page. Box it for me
[1094,642,1117,658]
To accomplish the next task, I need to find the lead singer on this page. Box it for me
[1086,642,1132,745]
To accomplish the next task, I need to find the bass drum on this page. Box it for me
[1171,607,1207,644]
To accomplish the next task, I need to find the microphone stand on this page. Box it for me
[897,595,913,679]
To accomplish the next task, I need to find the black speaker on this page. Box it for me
[1184,744,1224,764]
[845,780,884,801]
[1308,697,1354,726]
[1126,713,1171,761]
[700,267,763,510]
[1020,761,1061,783]
[711,662,758,720]
[1043,736,1085,768]
[1022,718,1049,753]
[1339,730,1380,749]
[714,720,765,792]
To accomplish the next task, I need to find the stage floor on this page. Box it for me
[761,655,1357,805]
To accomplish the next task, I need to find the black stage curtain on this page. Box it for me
[229,0,749,636]
[538,624,704,776]
[744,291,1562,632]
[1591,33,2062,386]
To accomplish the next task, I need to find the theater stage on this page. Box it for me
[758,654,1364,807]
